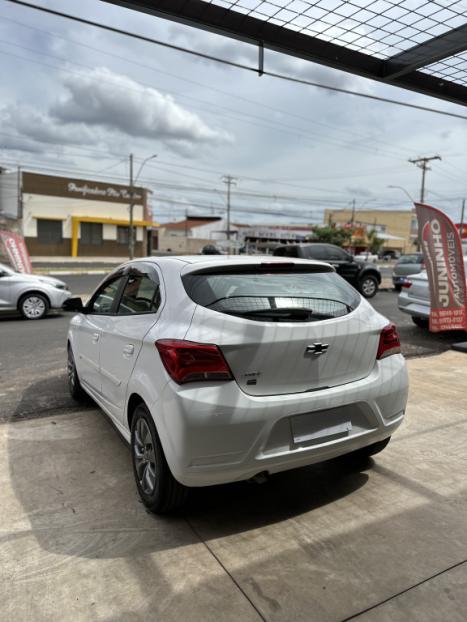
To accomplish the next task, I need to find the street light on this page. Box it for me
[387,185,414,203]
[129,154,157,260]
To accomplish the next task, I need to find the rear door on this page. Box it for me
[98,263,162,421]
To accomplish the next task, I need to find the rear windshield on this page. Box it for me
[397,254,422,265]
[183,268,360,322]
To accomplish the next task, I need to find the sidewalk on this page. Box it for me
[1,350,467,621]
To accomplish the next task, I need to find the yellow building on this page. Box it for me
[323,208,418,253]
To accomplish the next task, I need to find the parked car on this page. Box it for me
[273,243,381,298]
[0,262,71,319]
[64,256,408,513]
[392,253,424,291]
[398,257,467,328]
[354,251,379,263]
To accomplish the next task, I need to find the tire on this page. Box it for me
[67,347,87,401]
[412,316,429,329]
[394,284,402,292]
[19,293,49,320]
[131,403,188,514]
[349,437,391,460]
[358,274,379,298]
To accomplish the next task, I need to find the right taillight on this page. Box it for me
[401,279,412,288]
[377,324,401,360]
[155,339,233,384]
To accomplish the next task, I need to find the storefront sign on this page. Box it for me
[0,230,33,273]
[22,172,146,205]
[415,202,467,332]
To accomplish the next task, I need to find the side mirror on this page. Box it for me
[62,297,86,313]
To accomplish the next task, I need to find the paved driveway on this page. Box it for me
[1,351,467,621]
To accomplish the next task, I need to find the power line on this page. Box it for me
[4,0,467,121]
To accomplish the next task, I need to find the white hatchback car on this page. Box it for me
[65,256,408,513]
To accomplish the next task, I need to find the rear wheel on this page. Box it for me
[19,293,49,319]
[412,316,429,329]
[67,347,87,401]
[131,403,188,514]
[394,284,402,292]
[358,274,379,298]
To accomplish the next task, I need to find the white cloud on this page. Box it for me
[50,67,233,146]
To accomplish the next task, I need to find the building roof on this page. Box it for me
[162,218,223,231]
[105,0,467,107]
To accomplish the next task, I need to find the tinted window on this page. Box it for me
[37,219,62,244]
[183,268,359,322]
[89,277,125,315]
[117,274,161,315]
[397,254,422,265]
[326,246,349,261]
[301,245,328,260]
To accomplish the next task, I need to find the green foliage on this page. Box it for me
[307,225,353,247]
[367,229,384,254]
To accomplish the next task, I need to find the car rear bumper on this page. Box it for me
[398,291,430,319]
[157,355,408,487]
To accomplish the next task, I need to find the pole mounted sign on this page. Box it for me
[0,230,33,274]
[415,202,467,332]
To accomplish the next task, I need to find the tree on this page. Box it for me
[367,229,384,254]
[307,224,354,247]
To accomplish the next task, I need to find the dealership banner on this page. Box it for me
[415,203,467,332]
[0,230,33,274]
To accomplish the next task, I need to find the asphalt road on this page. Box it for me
[1,274,465,421]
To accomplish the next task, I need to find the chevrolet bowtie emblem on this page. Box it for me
[306,342,329,355]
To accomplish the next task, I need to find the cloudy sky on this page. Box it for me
[0,0,466,224]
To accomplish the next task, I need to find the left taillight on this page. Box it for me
[155,339,233,384]
[377,324,401,360]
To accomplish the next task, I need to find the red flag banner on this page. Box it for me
[0,230,33,274]
[415,203,467,332]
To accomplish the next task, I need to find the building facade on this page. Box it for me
[323,208,418,253]
[0,170,154,257]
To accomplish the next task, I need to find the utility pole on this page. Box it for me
[350,199,356,225]
[460,198,466,238]
[128,153,134,260]
[409,155,441,204]
[222,175,236,253]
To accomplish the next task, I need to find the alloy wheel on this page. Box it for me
[133,418,157,495]
[22,296,46,319]
[361,278,376,297]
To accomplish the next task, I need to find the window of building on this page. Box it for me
[117,225,129,245]
[81,222,103,245]
[37,219,62,244]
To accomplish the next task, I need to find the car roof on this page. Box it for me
[128,254,332,272]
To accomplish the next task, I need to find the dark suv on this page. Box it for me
[273,243,381,298]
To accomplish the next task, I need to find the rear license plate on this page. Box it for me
[291,417,352,445]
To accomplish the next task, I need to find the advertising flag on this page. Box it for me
[0,230,33,274]
[415,203,467,332]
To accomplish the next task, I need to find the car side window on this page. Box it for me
[304,245,327,260]
[88,277,126,315]
[326,247,349,261]
[117,274,161,316]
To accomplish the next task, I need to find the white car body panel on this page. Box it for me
[0,263,71,311]
[68,256,409,487]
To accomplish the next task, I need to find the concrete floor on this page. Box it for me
[1,351,467,621]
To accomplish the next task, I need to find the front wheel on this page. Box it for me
[19,293,49,319]
[358,275,379,298]
[131,403,188,514]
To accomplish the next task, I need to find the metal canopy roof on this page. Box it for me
[103,0,467,106]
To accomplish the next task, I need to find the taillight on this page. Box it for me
[377,324,401,360]
[155,339,233,384]
[401,279,412,288]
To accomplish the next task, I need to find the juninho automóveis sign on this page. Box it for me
[415,202,467,332]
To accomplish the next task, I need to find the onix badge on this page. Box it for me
[306,342,329,356]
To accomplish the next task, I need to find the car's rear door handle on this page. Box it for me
[92,332,100,343]
[123,344,134,356]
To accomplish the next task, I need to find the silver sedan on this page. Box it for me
[0,262,71,319]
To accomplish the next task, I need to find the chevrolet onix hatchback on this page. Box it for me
[65,256,408,513]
